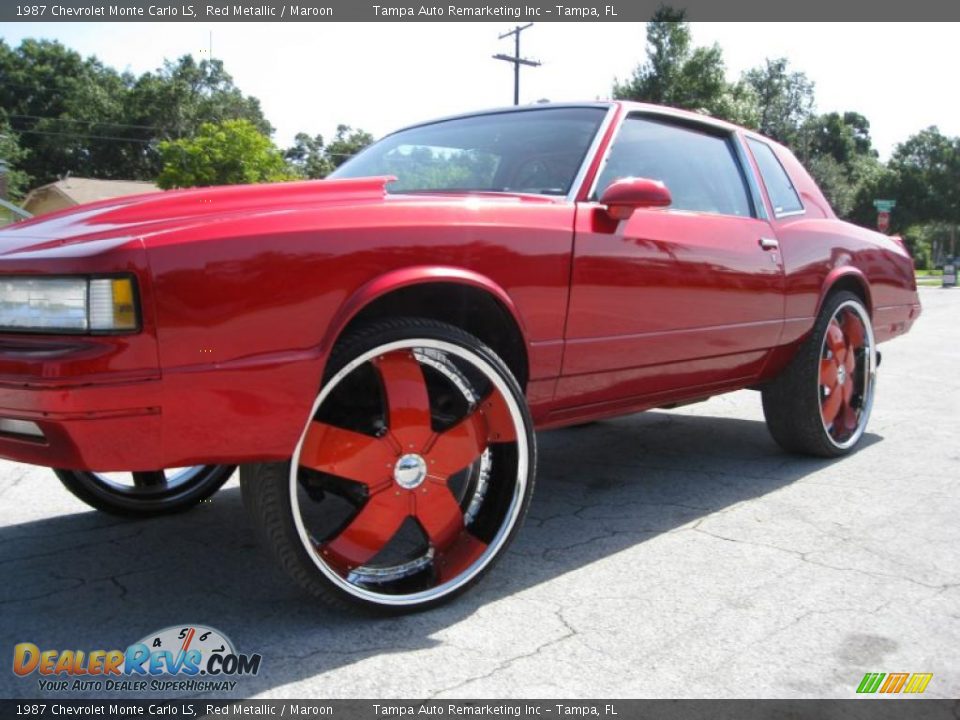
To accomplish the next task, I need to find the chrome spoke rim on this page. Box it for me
[87,466,211,496]
[818,300,876,450]
[289,339,528,606]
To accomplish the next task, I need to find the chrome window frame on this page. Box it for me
[333,104,615,202]
[585,111,762,220]
[566,105,618,202]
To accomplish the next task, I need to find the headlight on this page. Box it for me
[0,277,139,333]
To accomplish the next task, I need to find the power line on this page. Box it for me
[12,128,154,144]
[492,23,541,106]
[6,114,167,132]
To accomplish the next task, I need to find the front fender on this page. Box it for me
[319,265,529,356]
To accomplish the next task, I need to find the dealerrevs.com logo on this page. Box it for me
[13,625,262,693]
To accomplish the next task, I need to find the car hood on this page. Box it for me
[0,176,395,257]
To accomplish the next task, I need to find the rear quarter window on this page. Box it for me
[747,138,804,217]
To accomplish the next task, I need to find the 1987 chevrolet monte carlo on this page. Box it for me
[0,102,920,611]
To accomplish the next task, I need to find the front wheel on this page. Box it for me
[54,465,236,517]
[241,318,536,613]
[762,291,877,457]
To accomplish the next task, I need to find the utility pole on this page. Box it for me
[493,24,541,106]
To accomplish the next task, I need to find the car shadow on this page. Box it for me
[0,409,881,699]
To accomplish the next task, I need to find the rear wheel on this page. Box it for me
[54,465,236,517]
[241,318,536,613]
[762,291,876,457]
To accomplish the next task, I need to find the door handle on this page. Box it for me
[759,237,780,251]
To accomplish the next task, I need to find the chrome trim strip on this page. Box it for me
[731,133,768,221]
[775,208,807,218]
[584,110,628,202]
[566,105,619,202]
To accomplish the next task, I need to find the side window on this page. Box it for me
[747,138,804,216]
[593,116,753,218]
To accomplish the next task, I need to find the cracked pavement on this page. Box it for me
[0,286,957,699]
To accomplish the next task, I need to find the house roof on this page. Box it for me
[23,177,158,208]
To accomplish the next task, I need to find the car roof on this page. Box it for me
[390,100,744,136]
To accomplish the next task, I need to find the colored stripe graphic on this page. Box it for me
[880,673,909,693]
[903,673,933,693]
[857,672,933,694]
[857,673,885,693]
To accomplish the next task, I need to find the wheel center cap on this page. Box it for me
[394,454,427,489]
[837,365,847,385]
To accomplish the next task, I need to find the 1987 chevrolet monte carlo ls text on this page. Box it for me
[0,102,920,611]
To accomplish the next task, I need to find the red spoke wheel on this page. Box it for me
[241,319,535,613]
[762,291,877,457]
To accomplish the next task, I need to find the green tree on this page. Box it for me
[801,111,874,166]
[0,123,30,201]
[156,119,294,189]
[0,38,130,185]
[885,127,960,230]
[798,111,881,219]
[285,133,334,179]
[612,8,758,126]
[285,126,375,179]
[324,125,375,170]
[0,40,271,185]
[124,56,270,178]
[849,127,960,265]
[741,57,815,146]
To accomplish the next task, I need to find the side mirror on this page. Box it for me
[599,177,672,220]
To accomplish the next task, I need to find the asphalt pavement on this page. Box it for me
[1,286,957,700]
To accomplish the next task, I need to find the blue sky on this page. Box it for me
[2,22,957,159]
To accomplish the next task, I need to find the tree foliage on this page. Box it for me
[285,133,334,179]
[612,9,757,127]
[741,58,815,147]
[325,125,375,170]
[796,112,881,219]
[156,119,294,189]
[284,125,374,179]
[0,39,269,186]
[612,9,960,266]
[885,127,960,229]
[0,123,30,200]
[862,126,960,265]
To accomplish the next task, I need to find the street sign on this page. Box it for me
[943,260,957,288]
[873,199,897,212]
[877,211,890,233]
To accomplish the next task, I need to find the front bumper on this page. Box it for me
[0,334,164,470]
[0,333,324,472]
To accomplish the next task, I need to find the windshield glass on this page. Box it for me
[330,107,607,196]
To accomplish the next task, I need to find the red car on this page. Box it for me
[0,102,920,611]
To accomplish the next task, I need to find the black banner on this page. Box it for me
[2,0,960,22]
[1,700,959,720]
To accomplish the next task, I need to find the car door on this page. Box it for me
[558,114,786,407]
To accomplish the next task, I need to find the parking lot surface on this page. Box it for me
[1,286,957,700]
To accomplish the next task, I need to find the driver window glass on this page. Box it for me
[594,116,753,218]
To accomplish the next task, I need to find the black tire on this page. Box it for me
[241,317,536,614]
[762,291,877,457]
[54,465,236,517]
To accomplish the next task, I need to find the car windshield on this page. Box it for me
[330,107,608,196]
